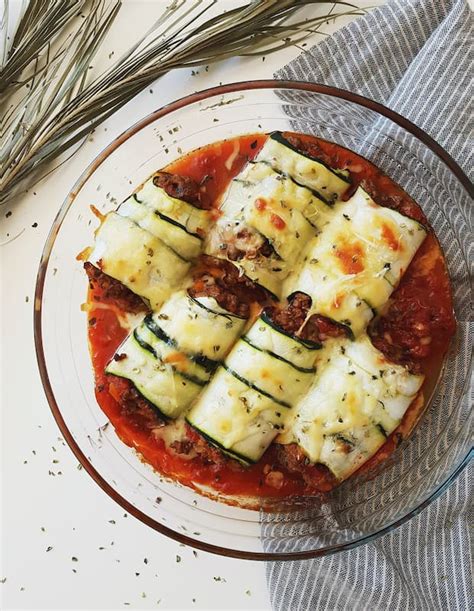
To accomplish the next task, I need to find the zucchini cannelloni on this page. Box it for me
[106,290,246,419]
[85,130,454,502]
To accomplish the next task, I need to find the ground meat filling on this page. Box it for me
[284,132,337,172]
[84,262,147,314]
[266,292,348,343]
[361,177,428,225]
[369,293,444,374]
[190,254,273,317]
[266,292,311,335]
[207,220,278,263]
[153,171,212,210]
[111,378,167,429]
[225,228,275,262]
[275,443,336,491]
[183,424,244,471]
[301,314,349,343]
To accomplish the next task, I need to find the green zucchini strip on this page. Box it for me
[88,212,190,310]
[187,314,317,463]
[204,131,350,297]
[118,178,212,261]
[256,132,351,204]
[283,187,427,336]
[105,329,203,420]
[105,290,247,419]
[287,334,425,480]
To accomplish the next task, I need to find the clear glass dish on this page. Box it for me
[34,81,473,560]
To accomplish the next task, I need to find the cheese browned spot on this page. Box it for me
[334,239,366,275]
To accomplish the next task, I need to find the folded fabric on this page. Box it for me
[264,1,473,609]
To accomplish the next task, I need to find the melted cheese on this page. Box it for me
[136,323,210,384]
[283,187,426,333]
[308,188,427,308]
[105,331,202,419]
[89,212,190,310]
[289,335,424,480]
[256,134,350,203]
[154,290,246,361]
[133,179,211,235]
[187,315,317,462]
[224,162,335,230]
[105,289,247,419]
[225,339,314,406]
[118,196,202,260]
[203,132,350,296]
[284,259,374,336]
[245,316,318,370]
[186,367,285,463]
[243,198,315,264]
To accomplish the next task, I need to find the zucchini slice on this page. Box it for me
[256,132,351,204]
[247,161,336,218]
[187,314,317,463]
[89,212,190,310]
[284,261,374,337]
[206,148,341,296]
[118,195,202,261]
[106,289,246,419]
[334,187,427,292]
[134,323,210,386]
[225,340,314,407]
[154,290,247,363]
[289,335,424,480]
[105,329,203,419]
[186,367,286,464]
[223,161,332,233]
[245,313,320,369]
[283,187,426,335]
[239,195,315,265]
[133,178,211,236]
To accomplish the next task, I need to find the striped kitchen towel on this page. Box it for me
[264,1,473,609]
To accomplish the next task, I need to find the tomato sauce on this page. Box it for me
[86,132,455,506]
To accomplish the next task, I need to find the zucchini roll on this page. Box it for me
[118,173,212,261]
[224,161,335,233]
[287,334,424,481]
[255,132,351,205]
[89,212,190,310]
[186,312,319,464]
[106,290,247,419]
[284,187,427,335]
[204,131,351,297]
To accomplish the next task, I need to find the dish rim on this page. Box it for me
[34,79,473,560]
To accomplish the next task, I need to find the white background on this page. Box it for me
[1,2,383,610]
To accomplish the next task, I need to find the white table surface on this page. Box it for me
[1,2,382,609]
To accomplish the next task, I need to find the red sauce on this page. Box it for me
[86,132,455,505]
[335,240,365,275]
[165,134,266,207]
[381,223,402,252]
[270,213,286,230]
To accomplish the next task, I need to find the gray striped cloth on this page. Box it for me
[264,1,473,609]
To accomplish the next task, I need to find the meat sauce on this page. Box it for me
[86,132,455,505]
